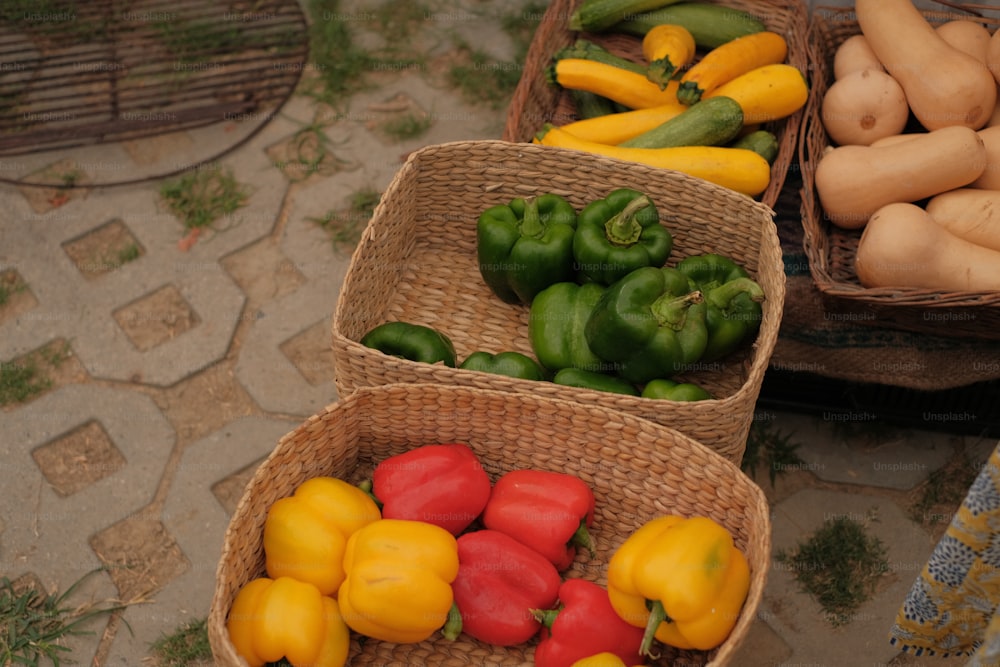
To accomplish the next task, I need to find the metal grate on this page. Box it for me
[0,0,308,156]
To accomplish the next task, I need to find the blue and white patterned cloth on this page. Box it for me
[889,442,1000,664]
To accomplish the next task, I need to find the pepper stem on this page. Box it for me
[641,600,668,657]
[441,601,463,641]
[531,607,560,628]
[650,290,704,329]
[570,518,596,557]
[704,277,765,310]
[356,479,383,510]
[519,197,545,239]
[604,196,651,246]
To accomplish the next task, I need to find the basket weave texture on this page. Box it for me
[800,3,1000,340]
[207,383,771,667]
[330,140,785,465]
[502,0,809,210]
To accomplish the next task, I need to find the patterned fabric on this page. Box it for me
[889,442,1000,659]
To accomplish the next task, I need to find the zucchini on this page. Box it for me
[619,95,743,149]
[569,0,686,33]
[555,39,646,76]
[571,89,618,119]
[729,130,779,164]
[615,3,766,49]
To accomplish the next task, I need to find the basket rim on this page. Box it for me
[798,5,1000,310]
[330,139,787,457]
[207,382,773,667]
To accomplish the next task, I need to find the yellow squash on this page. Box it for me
[703,63,808,124]
[549,58,689,109]
[678,31,788,105]
[338,518,460,644]
[557,102,688,144]
[534,124,771,197]
[606,515,751,654]
[642,24,697,89]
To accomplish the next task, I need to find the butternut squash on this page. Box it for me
[702,63,808,124]
[814,125,987,228]
[821,68,909,146]
[925,188,1000,252]
[855,0,996,130]
[935,20,992,63]
[868,133,922,148]
[833,34,884,80]
[533,124,771,196]
[988,86,1000,127]
[971,125,1000,190]
[855,202,1000,291]
[988,28,1000,85]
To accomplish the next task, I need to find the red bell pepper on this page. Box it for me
[533,579,646,667]
[369,443,491,535]
[449,529,562,646]
[481,469,595,571]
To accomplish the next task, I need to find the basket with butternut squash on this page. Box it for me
[801,1,1000,340]
[502,0,810,209]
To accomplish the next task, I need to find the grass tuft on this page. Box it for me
[159,167,249,231]
[777,514,888,626]
[741,419,805,486]
[0,273,26,308]
[379,112,432,140]
[0,569,128,666]
[0,358,51,407]
[149,617,212,667]
[310,188,381,253]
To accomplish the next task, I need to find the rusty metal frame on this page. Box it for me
[0,0,308,164]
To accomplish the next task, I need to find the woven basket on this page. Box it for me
[207,383,772,667]
[800,3,1000,340]
[331,140,785,465]
[502,0,809,210]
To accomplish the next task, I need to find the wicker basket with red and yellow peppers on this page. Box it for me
[225,443,751,667]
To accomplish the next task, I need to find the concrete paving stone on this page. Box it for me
[0,384,175,664]
[730,613,795,666]
[232,208,350,415]
[764,488,939,666]
[102,415,299,665]
[771,410,957,490]
[233,292,341,417]
[0,184,251,386]
[0,385,174,575]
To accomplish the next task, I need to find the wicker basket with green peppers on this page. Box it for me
[359,186,765,400]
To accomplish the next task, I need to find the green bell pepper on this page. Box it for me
[459,351,547,381]
[641,378,713,401]
[572,188,672,286]
[477,193,578,305]
[552,368,639,396]
[585,266,708,384]
[676,253,764,362]
[360,321,457,367]
[528,282,609,373]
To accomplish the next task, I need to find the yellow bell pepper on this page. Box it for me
[227,576,350,667]
[263,476,381,595]
[606,515,751,655]
[337,518,460,644]
[571,652,647,667]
